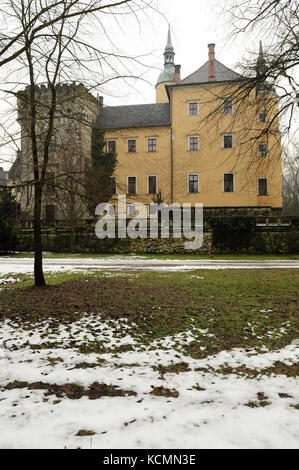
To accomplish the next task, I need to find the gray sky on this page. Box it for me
[100,0,253,106]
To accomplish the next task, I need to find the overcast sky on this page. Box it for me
[100,0,256,106]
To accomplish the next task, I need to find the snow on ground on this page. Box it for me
[1,257,299,277]
[0,314,298,449]
[0,277,23,285]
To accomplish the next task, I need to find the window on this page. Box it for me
[258,143,268,157]
[108,205,115,216]
[148,138,156,152]
[107,140,116,154]
[223,173,234,192]
[223,98,233,114]
[49,135,55,150]
[223,133,233,149]
[188,136,199,151]
[128,139,136,153]
[128,204,136,216]
[148,175,157,194]
[188,102,199,116]
[188,174,199,193]
[45,205,56,220]
[258,111,266,123]
[258,178,268,195]
[128,176,137,195]
[45,172,55,194]
[109,176,117,195]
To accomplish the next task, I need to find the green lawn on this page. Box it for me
[1,269,298,359]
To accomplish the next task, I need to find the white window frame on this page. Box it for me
[222,133,234,149]
[258,111,267,123]
[188,135,200,151]
[258,177,268,196]
[147,175,158,195]
[107,140,116,154]
[223,172,235,193]
[127,175,137,195]
[109,175,117,195]
[222,98,233,115]
[128,204,137,216]
[188,101,199,116]
[147,138,157,152]
[128,139,137,153]
[258,143,268,157]
[187,173,199,194]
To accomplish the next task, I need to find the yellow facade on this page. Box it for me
[156,81,173,104]
[169,84,282,209]
[102,35,282,214]
[106,125,171,206]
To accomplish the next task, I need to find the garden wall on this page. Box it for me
[14,217,299,255]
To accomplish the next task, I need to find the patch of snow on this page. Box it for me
[0,277,22,285]
[0,316,299,449]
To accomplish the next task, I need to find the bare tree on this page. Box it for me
[221,0,298,138]
[0,0,159,286]
[188,0,298,190]
[282,143,299,215]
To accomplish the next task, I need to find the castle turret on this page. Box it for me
[256,41,266,78]
[156,26,177,103]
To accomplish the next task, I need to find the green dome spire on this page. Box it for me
[156,25,175,86]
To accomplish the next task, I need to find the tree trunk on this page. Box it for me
[34,183,46,286]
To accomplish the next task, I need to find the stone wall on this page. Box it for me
[16,228,212,254]
[15,223,299,255]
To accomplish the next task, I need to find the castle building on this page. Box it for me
[10,83,102,220]
[10,28,282,220]
[98,27,282,216]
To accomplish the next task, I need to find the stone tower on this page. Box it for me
[14,83,102,220]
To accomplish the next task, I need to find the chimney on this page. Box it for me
[208,43,216,81]
[174,64,181,83]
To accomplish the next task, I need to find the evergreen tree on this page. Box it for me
[0,187,18,251]
[85,127,118,215]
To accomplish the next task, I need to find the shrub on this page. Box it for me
[0,187,18,251]
[207,216,256,253]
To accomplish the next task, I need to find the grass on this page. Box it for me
[0,269,298,358]
[2,252,299,260]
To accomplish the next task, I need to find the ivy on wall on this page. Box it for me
[85,127,118,216]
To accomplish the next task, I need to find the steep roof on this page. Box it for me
[178,59,242,85]
[96,103,170,129]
